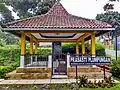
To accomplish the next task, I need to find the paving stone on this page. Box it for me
[34,79,50,84]
[50,79,70,84]
[69,79,76,83]
[114,80,120,83]
[15,80,35,84]
[0,80,19,84]
[0,78,118,85]
[0,79,4,82]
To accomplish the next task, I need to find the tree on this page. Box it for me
[96,12,120,27]
[0,31,19,45]
[103,0,119,11]
[0,3,14,25]
[96,11,120,38]
[1,0,56,19]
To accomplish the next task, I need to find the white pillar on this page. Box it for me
[48,55,52,68]
[35,55,37,62]
[92,55,96,68]
[20,55,25,68]
[67,53,70,68]
[30,55,33,65]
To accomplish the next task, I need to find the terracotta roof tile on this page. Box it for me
[7,1,112,29]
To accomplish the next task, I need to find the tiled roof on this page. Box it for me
[7,1,112,29]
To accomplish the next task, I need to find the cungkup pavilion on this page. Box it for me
[1,1,114,79]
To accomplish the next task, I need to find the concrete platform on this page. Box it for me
[52,75,68,79]
[0,79,118,85]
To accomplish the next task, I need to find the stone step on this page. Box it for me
[52,75,68,79]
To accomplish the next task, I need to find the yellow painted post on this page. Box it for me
[29,37,34,64]
[20,32,26,68]
[76,40,79,55]
[21,32,26,55]
[82,38,85,54]
[35,41,38,62]
[30,38,33,55]
[91,32,96,56]
[35,41,38,54]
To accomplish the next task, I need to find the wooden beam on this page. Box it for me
[77,33,91,41]
[22,30,93,33]
[37,39,76,42]
[25,32,37,41]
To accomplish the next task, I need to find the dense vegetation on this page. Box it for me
[62,41,106,56]
[110,57,120,78]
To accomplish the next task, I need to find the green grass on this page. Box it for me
[80,84,120,90]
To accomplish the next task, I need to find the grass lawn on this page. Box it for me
[80,84,120,90]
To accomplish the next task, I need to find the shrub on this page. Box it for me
[95,41,106,56]
[77,75,88,88]
[62,41,106,56]
[110,57,120,78]
[0,62,19,78]
[70,75,115,88]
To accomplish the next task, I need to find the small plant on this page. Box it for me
[111,57,120,78]
[73,75,115,88]
[77,75,88,88]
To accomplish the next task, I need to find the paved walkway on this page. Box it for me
[105,49,120,56]
[0,79,119,85]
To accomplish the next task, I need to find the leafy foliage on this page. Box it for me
[0,31,19,45]
[68,76,115,89]
[103,3,114,11]
[96,11,120,27]
[0,63,19,79]
[77,75,88,88]
[2,0,55,19]
[96,11,120,36]
[0,3,14,25]
[110,57,120,78]
[62,41,106,56]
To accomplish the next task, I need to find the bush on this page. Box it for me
[110,57,120,78]
[62,41,106,56]
[0,62,19,78]
[95,41,106,56]
[0,46,51,78]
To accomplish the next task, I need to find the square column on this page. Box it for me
[91,32,96,67]
[82,38,85,55]
[91,32,96,56]
[67,53,70,68]
[30,38,33,64]
[20,32,26,68]
[35,41,39,62]
[76,40,79,55]
[48,54,52,68]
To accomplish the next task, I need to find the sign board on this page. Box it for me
[70,56,110,66]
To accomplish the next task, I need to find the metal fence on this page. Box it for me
[24,54,48,67]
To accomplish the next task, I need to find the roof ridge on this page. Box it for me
[45,1,69,16]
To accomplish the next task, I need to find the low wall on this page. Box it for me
[6,68,52,79]
[67,67,107,79]
[16,68,51,73]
